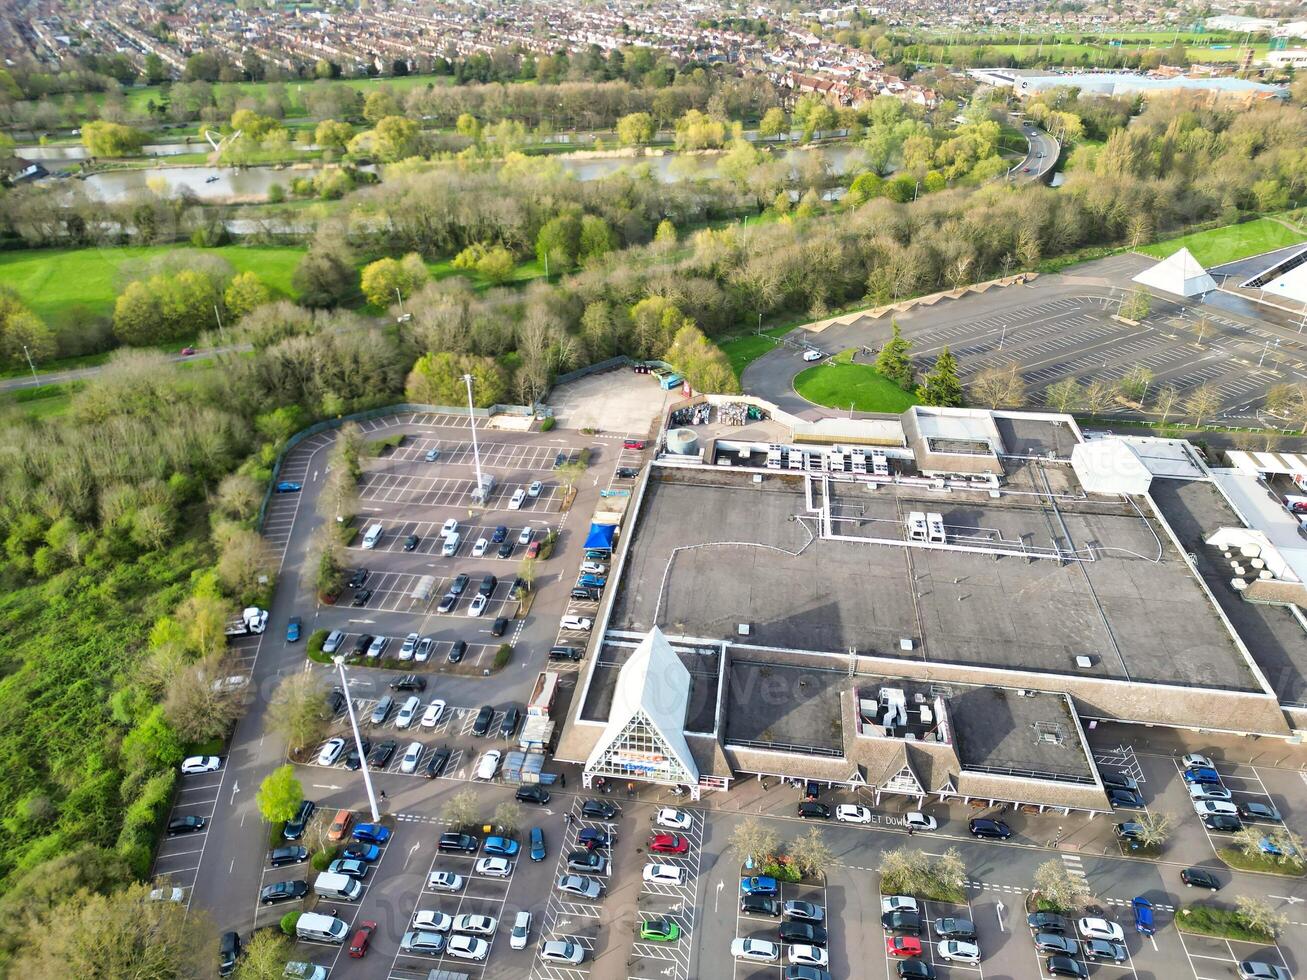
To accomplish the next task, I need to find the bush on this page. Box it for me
[366,432,406,455]
[538,531,558,561]
[493,644,513,670]
[1218,847,1305,876]
[760,858,802,883]
[307,629,328,656]
[311,845,338,871]
[280,910,302,935]
[577,448,592,466]
[1177,903,1277,942]
[540,417,556,432]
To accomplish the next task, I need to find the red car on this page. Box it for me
[886,936,922,958]
[623,439,646,450]
[348,920,377,958]
[526,540,541,559]
[647,833,689,855]
[180,346,197,355]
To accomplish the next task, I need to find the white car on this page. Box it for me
[414,636,433,662]
[180,756,221,775]
[420,700,446,728]
[518,526,533,545]
[446,935,489,961]
[211,674,251,694]
[148,886,185,902]
[440,519,459,537]
[1188,783,1233,802]
[426,871,464,892]
[509,488,527,509]
[452,914,497,936]
[1194,799,1238,817]
[802,349,824,362]
[475,749,501,780]
[472,537,489,557]
[396,695,422,729]
[940,940,982,964]
[527,480,543,498]
[904,812,938,832]
[1182,753,1214,770]
[399,632,420,661]
[475,856,513,878]
[642,863,685,885]
[835,804,872,824]
[655,808,693,830]
[580,561,608,575]
[1077,918,1125,943]
[881,895,919,915]
[540,940,586,964]
[412,910,453,932]
[316,738,346,766]
[731,938,780,963]
[788,944,828,967]
[509,910,532,950]
[468,593,489,616]
[399,741,423,773]
[561,615,593,632]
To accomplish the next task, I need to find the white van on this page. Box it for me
[312,871,362,902]
[296,912,350,943]
[442,532,461,557]
[361,523,384,549]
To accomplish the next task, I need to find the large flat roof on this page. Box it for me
[611,468,1259,692]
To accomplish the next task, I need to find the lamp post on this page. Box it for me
[463,373,485,498]
[21,344,39,386]
[333,656,380,821]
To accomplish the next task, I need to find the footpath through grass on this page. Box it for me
[793,348,918,413]
[1139,217,1305,268]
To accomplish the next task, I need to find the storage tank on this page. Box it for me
[666,427,699,456]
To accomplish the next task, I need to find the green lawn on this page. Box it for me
[1176,904,1277,943]
[1217,847,1305,876]
[1139,218,1306,267]
[793,349,919,413]
[719,325,795,379]
[0,245,306,327]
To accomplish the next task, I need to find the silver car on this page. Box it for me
[556,873,603,899]
[322,630,345,654]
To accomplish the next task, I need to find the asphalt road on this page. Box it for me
[1013,125,1059,182]
[0,343,246,393]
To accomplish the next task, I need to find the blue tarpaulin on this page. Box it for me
[584,523,616,550]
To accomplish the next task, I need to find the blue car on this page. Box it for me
[341,842,380,862]
[530,827,546,862]
[578,574,607,588]
[483,836,520,857]
[491,525,508,543]
[352,823,391,845]
[275,481,302,493]
[741,875,779,896]
[1183,767,1222,785]
[286,616,302,642]
[1258,836,1298,858]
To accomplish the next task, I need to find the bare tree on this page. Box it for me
[163,655,249,742]
[214,472,263,520]
[443,789,481,830]
[729,816,780,867]
[1033,858,1095,910]
[1153,385,1182,424]
[493,801,524,835]
[968,363,1025,409]
[216,526,276,602]
[268,672,330,753]
[1133,811,1173,849]
[878,846,933,896]
[1193,316,1210,345]
[1236,895,1288,939]
[790,827,834,879]
[1083,379,1117,415]
[1185,385,1223,426]
[1044,378,1082,413]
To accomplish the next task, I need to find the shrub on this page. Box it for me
[310,845,339,872]
[307,629,328,656]
[539,417,556,432]
[280,910,302,935]
[493,644,513,670]
[760,858,802,882]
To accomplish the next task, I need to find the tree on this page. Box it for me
[474,245,516,284]
[1153,384,1182,424]
[1265,383,1303,420]
[1236,895,1288,938]
[1132,811,1173,849]
[1033,858,1094,910]
[443,789,480,830]
[579,215,616,263]
[176,594,231,660]
[234,928,294,979]
[373,115,420,161]
[535,213,582,274]
[268,672,330,752]
[1083,379,1116,415]
[217,527,275,602]
[758,106,788,139]
[969,362,1025,409]
[406,351,509,407]
[144,52,166,85]
[223,271,272,320]
[257,765,305,825]
[363,89,400,125]
[729,816,780,866]
[665,323,740,394]
[918,347,964,407]
[931,847,966,897]
[517,556,538,591]
[653,219,677,248]
[9,880,214,976]
[360,253,429,307]
[293,231,355,308]
[1119,287,1151,322]
[1185,385,1222,426]
[0,288,55,369]
[1044,377,1082,413]
[875,321,914,390]
[493,801,523,835]
[1116,365,1153,404]
[82,120,145,157]
[314,119,353,153]
[616,111,655,146]
[163,655,248,742]
[878,846,933,896]
[790,827,834,879]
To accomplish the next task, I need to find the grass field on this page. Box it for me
[719,325,795,379]
[1139,218,1306,267]
[793,349,919,413]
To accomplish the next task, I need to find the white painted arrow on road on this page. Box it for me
[312,783,344,791]
[996,900,1005,932]
[1269,895,1304,905]
[715,879,724,913]
[229,781,239,805]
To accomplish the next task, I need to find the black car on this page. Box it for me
[448,640,467,664]
[438,593,458,614]
[370,740,398,767]
[1238,801,1283,822]
[881,911,921,936]
[968,817,1011,840]
[1108,787,1145,809]
[1034,933,1079,955]
[617,467,640,478]
[424,745,451,778]
[218,931,241,977]
[437,832,479,853]
[167,815,206,835]
[269,845,309,867]
[581,799,618,820]
[741,894,782,916]
[344,738,372,771]
[450,573,470,596]
[549,645,582,661]
[403,534,420,552]
[478,574,497,596]
[259,880,308,904]
[351,634,374,656]
[491,616,509,637]
[1205,813,1243,832]
[348,568,370,589]
[1047,955,1088,978]
[472,705,495,736]
[516,784,551,805]
[1100,771,1139,791]
[283,800,316,840]
[785,968,832,980]
[570,587,602,601]
[390,674,426,692]
[497,541,514,559]
[778,921,827,947]
[499,706,521,738]
[1027,913,1071,934]
[797,801,831,820]
[554,451,568,468]
[508,577,527,599]
[1181,867,1221,890]
[325,689,347,714]
[895,963,936,980]
[932,917,976,940]
[350,588,373,607]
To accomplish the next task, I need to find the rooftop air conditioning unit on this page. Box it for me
[737,623,751,636]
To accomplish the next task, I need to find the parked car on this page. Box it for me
[399,633,420,661]
[369,696,394,725]
[499,706,521,738]
[784,901,825,922]
[834,804,872,824]
[779,921,827,947]
[731,938,780,963]
[939,940,981,964]
[1034,934,1079,956]
[491,525,508,543]
[327,858,368,879]
[1047,955,1088,978]
[568,850,608,874]
[420,700,446,727]
[472,705,495,736]
[740,876,779,896]
[426,870,465,891]
[167,815,207,835]
[491,616,509,637]
[274,481,301,493]
[350,588,373,607]
[400,931,447,957]
[1205,813,1243,832]
[348,920,376,958]
[469,593,489,616]
[395,696,421,729]
[561,615,593,631]
[447,640,467,663]
[576,828,610,849]
[353,823,390,844]
[1238,962,1292,980]
[1085,938,1127,963]
[474,749,501,780]
[424,745,451,778]
[475,856,513,878]
[549,645,582,661]
[1027,913,1072,934]
[341,843,379,862]
[403,534,419,552]
[540,940,585,964]
[472,537,489,557]
[647,833,688,854]
[368,740,397,767]
[881,911,922,935]
[1108,787,1145,809]
[582,799,619,820]
[1238,801,1283,822]
[1182,753,1215,769]
[527,480,543,497]
[510,910,532,950]
[260,880,308,904]
[556,874,603,899]
[797,801,831,820]
[741,894,782,916]
[316,738,345,766]
[445,935,489,962]
[484,836,520,856]
[348,568,370,589]
[322,630,345,655]
[181,755,221,775]
[1188,783,1233,802]
[1194,800,1239,818]
[365,635,388,658]
[516,784,551,805]
[414,636,433,662]
[425,448,440,462]
[643,863,684,884]
[933,917,976,939]
[904,812,937,832]
[399,741,423,773]
[1100,771,1139,792]
[269,844,309,866]
[968,817,1011,839]
[218,932,241,976]
[1183,766,1223,785]
[1077,918,1125,943]
[640,917,681,942]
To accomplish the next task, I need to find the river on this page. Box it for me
[17,142,197,162]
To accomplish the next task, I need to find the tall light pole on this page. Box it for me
[463,373,485,498]
[333,656,380,821]
[21,344,39,386]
